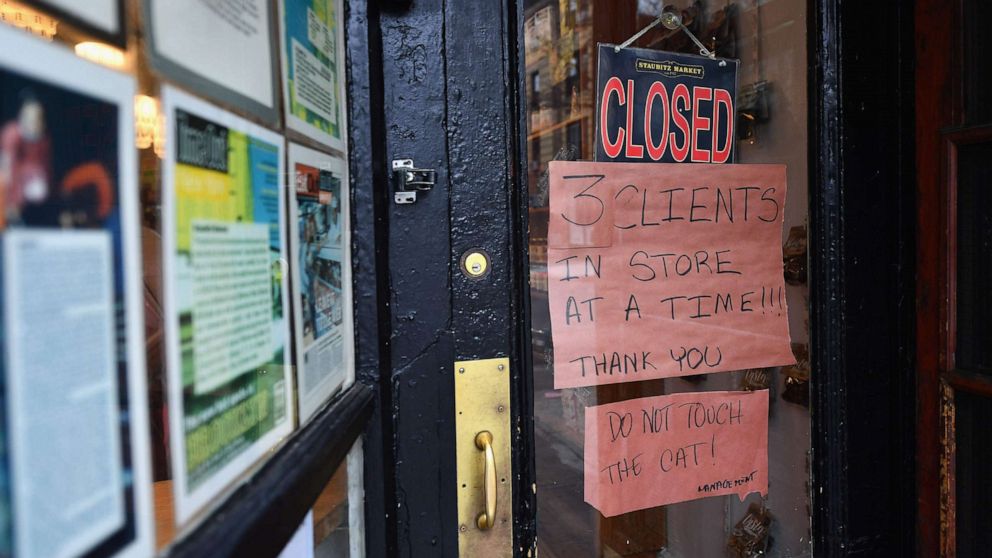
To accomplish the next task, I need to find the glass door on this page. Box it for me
[524,1,812,555]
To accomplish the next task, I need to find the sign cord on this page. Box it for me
[614,9,716,59]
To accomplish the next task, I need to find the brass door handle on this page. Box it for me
[475,431,497,530]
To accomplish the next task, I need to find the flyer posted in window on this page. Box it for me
[279,0,348,151]
[0,24,153,558]
[287,142,353,424]
[147,0,277,122]
[161,86,293,523]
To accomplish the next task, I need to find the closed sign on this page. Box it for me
[595,44,739,164]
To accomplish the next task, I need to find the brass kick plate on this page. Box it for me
[455,357,512,557]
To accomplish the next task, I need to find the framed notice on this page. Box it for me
[161,85,293,522]
[0,25,153,557]
[278,0,348,151]
[23,0,126,44]
[144,0,280,126]
[288,143,353,424]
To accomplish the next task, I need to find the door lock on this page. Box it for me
[392,158,436,204]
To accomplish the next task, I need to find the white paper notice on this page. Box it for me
[291,39,337,126]
[190,221,274,394]
[3,230,124,558]
[151,0,274,107]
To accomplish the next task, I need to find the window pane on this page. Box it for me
[313,440,365,558]
[962,0,992,126]
[954,389,992,558]
[955,140,992,374]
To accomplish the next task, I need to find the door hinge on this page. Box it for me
[392,159,436,204]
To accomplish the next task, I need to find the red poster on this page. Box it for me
[548,161,794,388]
[584,390,769,517]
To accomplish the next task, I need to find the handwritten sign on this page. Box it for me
[585,390,768,516]
[548,161,794,388]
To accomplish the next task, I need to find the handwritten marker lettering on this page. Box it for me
[548,162,795,388]
[585,390,769,516]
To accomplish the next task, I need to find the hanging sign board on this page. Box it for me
[547,161,794,389]
[585,390,768,516]
[595,44,739,163]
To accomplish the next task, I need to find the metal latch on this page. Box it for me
[392,158,436,204]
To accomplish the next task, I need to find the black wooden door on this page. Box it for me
[355,1,533,556]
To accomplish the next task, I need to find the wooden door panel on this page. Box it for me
[915,0,955,553]
[916,0,992,553]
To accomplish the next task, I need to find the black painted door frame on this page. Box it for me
[346,0,535,556]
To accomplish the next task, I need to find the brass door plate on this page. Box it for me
[455,357,512,557]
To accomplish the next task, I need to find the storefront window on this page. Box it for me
[525,1,811,555]
[0,0,361,555]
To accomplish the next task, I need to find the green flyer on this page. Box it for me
[279,0,347,151]
[162,86,293,523]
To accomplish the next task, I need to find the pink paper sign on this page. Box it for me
[548,161,795,388]
[584,390,769,517]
